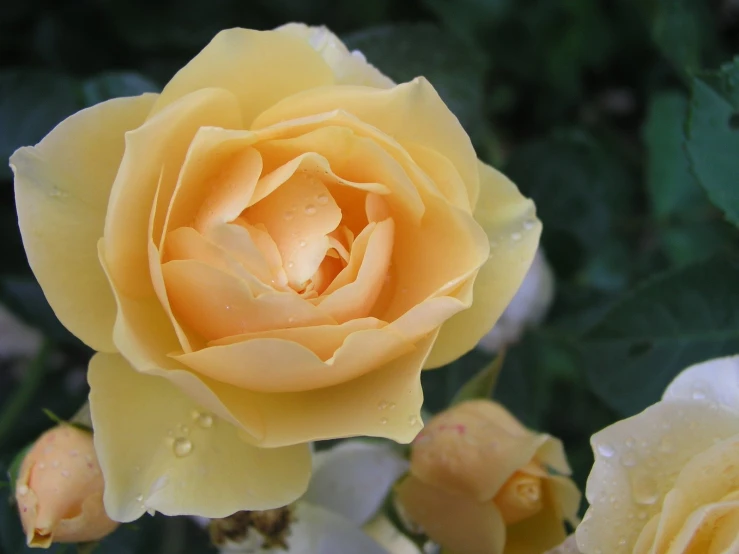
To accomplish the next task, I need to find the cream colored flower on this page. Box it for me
[576,355,739,553]
[396,400,580,554]
[11,24,538,522]
[15,425,118,547]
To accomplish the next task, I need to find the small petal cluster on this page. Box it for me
[577,355,739,553]
[396,400,580,554]
[15,425,118,547]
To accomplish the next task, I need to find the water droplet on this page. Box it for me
[630,469,659,505]
[38,463,45,470]
[316,194,329,205]
[173,438,193,458]
[299,240,307,248]
[284,210,295,221]
[146,507,156,516]
[596,443,616,458]
[523,219,536,230]
[380,417,388,425]
[17,485,28,496]
[61,470,70,478]
[625,437,635,448]
[197,413,213,429]
[288,317,296,324]
[511,232,522,241]
[692,388,707,400]
[305,205,317,215]
[135,494,144,503]
[389,402,396,410]
[377,400,389,410]
[409,416,419,426]
[621,450,637,467]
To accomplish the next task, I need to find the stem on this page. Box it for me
[0,340,52,447]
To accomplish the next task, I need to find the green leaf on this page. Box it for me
[450,353,504,406]
[343,23,487,141]
[687,60,739,228]
[643,91,700,219]
[81,72,159,107]
[0,70,81,180]
[651,0,711,75]
[581,256,739,417]
[504,130,635,284]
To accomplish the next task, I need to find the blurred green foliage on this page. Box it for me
[2,0,739,551]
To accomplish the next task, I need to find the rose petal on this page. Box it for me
[276,24,394,89]
[174,324,414,393]
[88,353,312,522]
[395,475,506,554]
[104,88,241,298]
[305,441,408,526]
[252,78,479,204]
[12,94,156,352]
[162,259,335,340]
[662,355,739,412]
[503,484,571,554]
[150,28,335,125]
[576,401,739,554]
[425,161,540,368]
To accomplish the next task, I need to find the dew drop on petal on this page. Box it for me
[596,443,616,458]
[316,194,329,205]
[305,205,317,216]
[135,495,144,503]
[511,232,522,241]
[173,438,193,458]
[17,485,28,496]
[299,240,307,248]
[523,219,536,230]
[284,210,295,221]
[380,418,388,425]
[197,413,214,429]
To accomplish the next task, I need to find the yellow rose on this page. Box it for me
[11,24,539,522]
[396,400,580,554]
[15,425,118,547]
[577,356,739,553]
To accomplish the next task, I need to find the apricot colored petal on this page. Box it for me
[657,500,739,554]
[576,401,739,554]
[213,331,436,447]
[405,142,472,211]
[316,219,394,323]
[426,162,540,368]
[161,127,257,245]
[252,78,479,197]
[104,88,242,298]
[395,475,506,554]
[662,355,739,411]
[256,126,425,222]
[11,94,156,352]
[305,441,408,526]
[150,28,334,126]
[175,324,413,393]
[277,24,394,88]
[208,317,382,357]
[162,259,335,340]
[504,485,569,554]
[88,352,312,522]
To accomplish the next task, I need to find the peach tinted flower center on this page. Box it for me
[493,467,544,525]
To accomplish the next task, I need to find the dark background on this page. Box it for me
[2,0,739,552]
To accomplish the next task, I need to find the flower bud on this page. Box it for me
[15,424,118,547]
[396,400,580,554]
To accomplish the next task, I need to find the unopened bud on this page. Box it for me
[15,424,118,547]
[493,463,544,524]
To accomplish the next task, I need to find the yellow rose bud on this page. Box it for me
[12,23,539,521]
[15,424,118,547]
[397,400,581,554]
[576,355,739,554]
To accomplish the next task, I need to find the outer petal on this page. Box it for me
[88,352,312,522]
[304,441,408,526]
[662,355,739,410]
[252,78,479,204]
[395,475,507,554]
[11,94,157,352]
[425,162,540,368]
[276,24,394,89]
[150,28,335,126]
[576,399,739,554]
